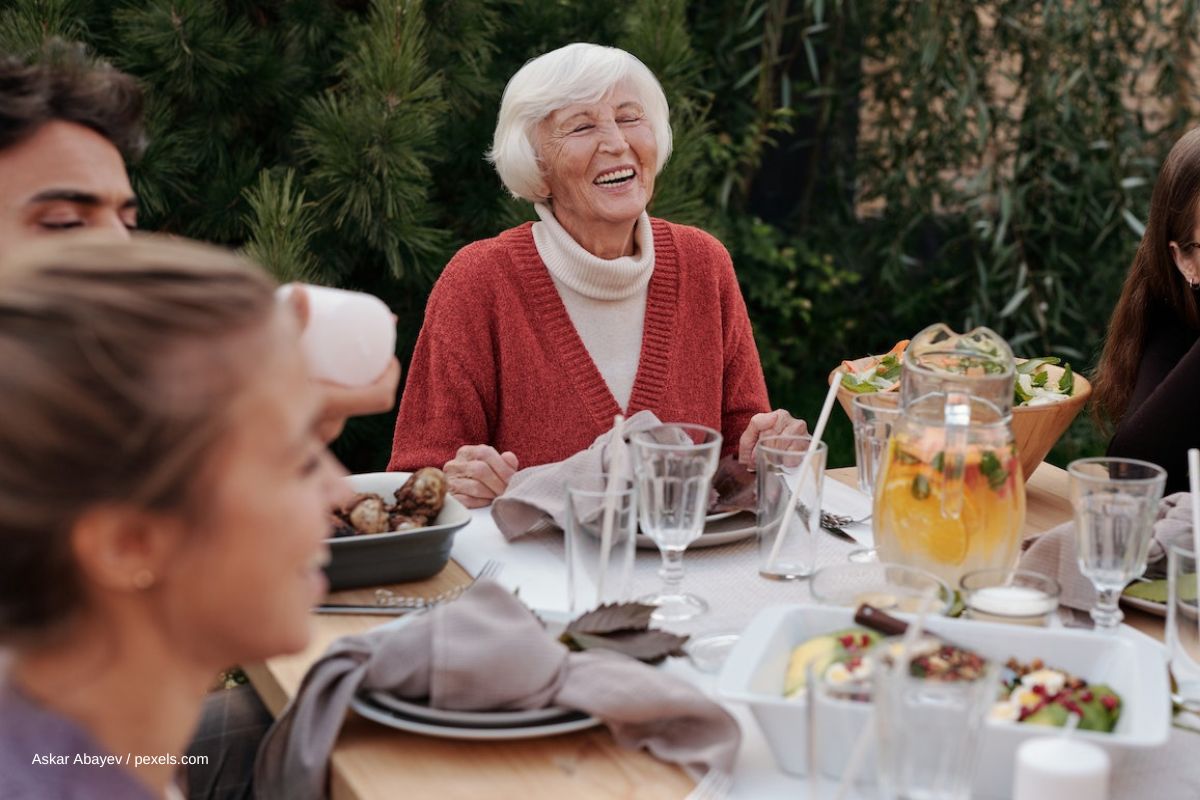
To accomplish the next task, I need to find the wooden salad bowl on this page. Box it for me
[828,358,1091,482]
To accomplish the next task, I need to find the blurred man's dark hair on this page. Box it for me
[0,40,145,160]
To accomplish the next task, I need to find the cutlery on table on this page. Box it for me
[315,559,504,615]
[819,510,864,544]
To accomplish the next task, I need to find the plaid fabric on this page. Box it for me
[186,684,273,800]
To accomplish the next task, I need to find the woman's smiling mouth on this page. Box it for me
[594,167,636,186]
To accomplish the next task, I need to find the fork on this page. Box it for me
[315,560,504,615]
[685,770,732,800]
[820,510,872,528]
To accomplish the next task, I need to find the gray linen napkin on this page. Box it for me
[1019,491,1194,610]
[253,580,740,800]
[491,409,663,540]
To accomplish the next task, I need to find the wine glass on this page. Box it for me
[631,423,721,623]
[1068,457,1166,631]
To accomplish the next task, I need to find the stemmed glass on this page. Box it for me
[631,423,721,623]
[1068,457,1167,631]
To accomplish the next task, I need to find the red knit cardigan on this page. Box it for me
[387,218,770,472]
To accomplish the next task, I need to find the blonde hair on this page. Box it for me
[487,43,672,203]
[0,234,278,637]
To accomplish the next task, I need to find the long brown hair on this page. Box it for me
[0,234,277,640]
[1092,128,1200,427]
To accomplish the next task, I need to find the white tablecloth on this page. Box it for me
[449,481,1200,800]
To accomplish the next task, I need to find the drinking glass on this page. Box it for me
[872,637,999,800]
[565,474,637,615]
[849,393,901,563]
[960,568,1060,627]
[1167,544,1200,712]
[852,392,901,495]
[757,435,825,580]
[631,423,721,622]
[1068,457,1167,631]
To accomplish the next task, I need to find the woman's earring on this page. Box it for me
[131,569,155,590]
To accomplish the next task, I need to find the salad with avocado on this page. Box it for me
[782,631,1123,733]
[839,340,1075,407]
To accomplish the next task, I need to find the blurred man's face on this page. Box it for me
[0,120,136,251]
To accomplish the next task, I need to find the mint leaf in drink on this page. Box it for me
[979,450,1008,491]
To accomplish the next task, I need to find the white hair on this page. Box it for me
[487,43,673,203]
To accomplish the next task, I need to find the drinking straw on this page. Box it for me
[596,414,626,604]
[765,372,843,570]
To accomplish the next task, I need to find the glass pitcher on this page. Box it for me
[873,325,1026,586]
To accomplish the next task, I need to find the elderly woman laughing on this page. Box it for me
[389,43,804,507]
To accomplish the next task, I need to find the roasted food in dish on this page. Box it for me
[330,468,448,537]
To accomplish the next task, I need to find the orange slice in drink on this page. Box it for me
[878,468,972,566]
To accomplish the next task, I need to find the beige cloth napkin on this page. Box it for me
[1019,491,1194,610]
[253,580,740,800]
[491,409,663,540]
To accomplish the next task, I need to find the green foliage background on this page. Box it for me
[4,0,1195,471]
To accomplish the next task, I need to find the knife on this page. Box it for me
[314,604,418,616]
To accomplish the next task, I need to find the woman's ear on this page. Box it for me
[70,505,185,594]
[282,284,311,330]
[1169,242,1200,287]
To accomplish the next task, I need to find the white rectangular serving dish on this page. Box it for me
[716,604,1170,798]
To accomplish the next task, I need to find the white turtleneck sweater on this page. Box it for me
[531,203,655,411]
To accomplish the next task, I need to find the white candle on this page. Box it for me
[1013,737,1109,800]
[966,585,1057,624]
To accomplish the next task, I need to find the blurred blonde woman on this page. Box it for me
[0,235,347,799]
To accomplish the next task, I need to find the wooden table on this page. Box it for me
[245,462,1162,799]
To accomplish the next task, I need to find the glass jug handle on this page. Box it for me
[940,391,970,520]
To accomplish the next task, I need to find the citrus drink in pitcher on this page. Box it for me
[874,395,1025,586]
[875,324,1027,586]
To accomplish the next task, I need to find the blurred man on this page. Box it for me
[0,45,400,440]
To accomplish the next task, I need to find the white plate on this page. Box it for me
[636,511,757,549]
[1120,594,1167,618]
[365,691,572,728]
[361,609,584,731]
[351,694,602,740]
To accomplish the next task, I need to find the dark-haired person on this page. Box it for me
[1093,127,1200,493]
[0,44,400,442]
[0,235,348,800]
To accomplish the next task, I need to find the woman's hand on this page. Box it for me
[738,409,808,467]
[315,357,403,443]
[444,445,520,508]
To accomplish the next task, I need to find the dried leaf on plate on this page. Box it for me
[565,602,655,635]
[561,630,690,664]
[560,602,689,663]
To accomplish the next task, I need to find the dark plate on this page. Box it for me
[324,472,472,591]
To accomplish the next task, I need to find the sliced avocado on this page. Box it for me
[784,635,839,698]
[1024,703,1070,728]
[783,628,879,698]
[1072,693,1112,732]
